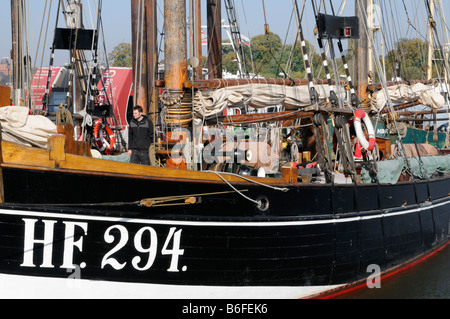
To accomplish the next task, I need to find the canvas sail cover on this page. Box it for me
[193,83,343,120]
[370,83,445,112]
[0,106,57,148]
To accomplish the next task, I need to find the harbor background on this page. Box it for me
[339,245,450,299]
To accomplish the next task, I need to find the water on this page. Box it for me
[340,245,450,299]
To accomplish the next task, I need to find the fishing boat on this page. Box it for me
[0,0,449,299]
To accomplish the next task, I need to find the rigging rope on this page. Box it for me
[328,0,358,108]
[292,0,319,103]
[31,0,51,114]
[357,0,414,177]
[18,189,258,209]
[311,0,338,107]
[43,0,62,116]
[206,170,289,208]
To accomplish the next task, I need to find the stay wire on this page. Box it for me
[261,0,293,80]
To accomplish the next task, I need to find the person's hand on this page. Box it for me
[128,150,132,157]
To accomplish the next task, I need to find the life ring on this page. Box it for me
[93,121,116,155]
[354,109,376,151]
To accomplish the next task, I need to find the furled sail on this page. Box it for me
[0,106,57,148]
[370,83,445,112]
[193,83,345,120]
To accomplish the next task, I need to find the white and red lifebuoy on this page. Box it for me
[94,121,116,155]
[353,109,376,151]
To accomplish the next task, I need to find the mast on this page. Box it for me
[426,0,435,80]
[207,0,222,79]
[367,0,375,83]
[131,0,158,117]
[164,0,188,91]
[356,0,369,109]
[10,0,24,106]
[189,0,203,80]
[146,0,159,120]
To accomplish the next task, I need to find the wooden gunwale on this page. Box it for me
[0,140,289,186]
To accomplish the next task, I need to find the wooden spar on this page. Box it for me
[207,110,315,125]
[182,78,348,89]
[206,106,354,126]
[131,0,158,116]
[381,100,421,113]
[179,78,435,91]
[356,0,369,108]
[164,0,188,91]
[397,117,448,122]
[396,109,450,117]
[207,0,222,79]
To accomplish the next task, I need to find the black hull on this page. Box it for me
[0,166,449,297]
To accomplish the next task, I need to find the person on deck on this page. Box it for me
[128,105,154,165]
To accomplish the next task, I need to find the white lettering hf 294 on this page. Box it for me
[20,219,186,273]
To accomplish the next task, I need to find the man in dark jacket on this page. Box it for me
[128,105,154,165]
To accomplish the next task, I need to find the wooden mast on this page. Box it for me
[426,0,435,80]
[131,0,147,114]
[356,0,369,110]
[10,0,24,106]
[207,0,222,79]
[164,0,188,91]
[425,0,439,142]
[190,0,203,80]
[145,0,158,120]
[194,0,203,79]
[131,0,158,118]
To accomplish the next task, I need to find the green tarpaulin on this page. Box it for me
[361,155,450,184]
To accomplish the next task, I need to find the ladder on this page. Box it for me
[224,0,249,78]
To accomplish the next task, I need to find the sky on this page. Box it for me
[0,0,449,68]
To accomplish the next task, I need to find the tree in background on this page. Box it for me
[222,39,239,75]
[222,32,324,79]
[385,38,429,81]
[250,32,283,78]
[108,43,133,68]
[107,36,431,83]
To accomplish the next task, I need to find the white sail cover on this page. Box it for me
[371,83,445,112]
[0,106,57,148]
[193,83,343,119]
